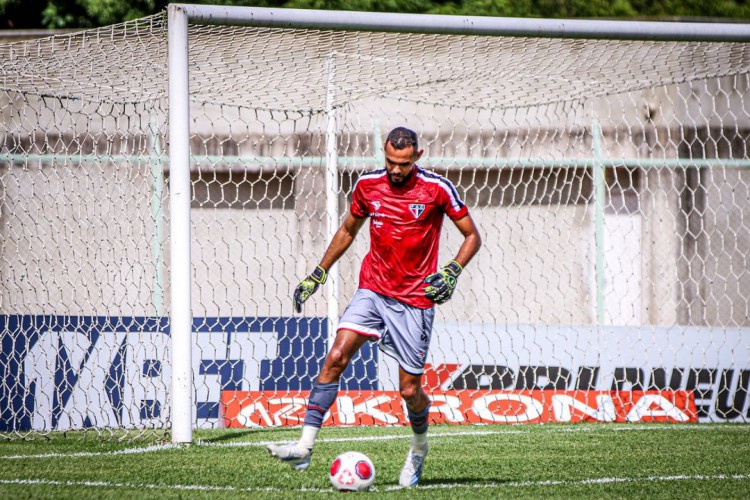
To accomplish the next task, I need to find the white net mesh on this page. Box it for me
[1,11,749,438]
[0,16,170,438]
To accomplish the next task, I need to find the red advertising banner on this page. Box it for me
[221,390,697,428]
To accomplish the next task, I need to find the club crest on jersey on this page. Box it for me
[409,203,425,219]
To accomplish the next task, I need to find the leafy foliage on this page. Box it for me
[1,0,749,29]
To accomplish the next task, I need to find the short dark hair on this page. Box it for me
[386,127,418,151]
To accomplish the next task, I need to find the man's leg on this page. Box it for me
[398,368,431,487]
[267,329,368,470]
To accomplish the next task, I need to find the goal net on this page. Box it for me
[1,7,749,439]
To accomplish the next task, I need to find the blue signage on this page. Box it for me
[0,315,377,432]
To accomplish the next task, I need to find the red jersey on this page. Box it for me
[350,166,469,309]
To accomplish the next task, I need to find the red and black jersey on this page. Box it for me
[350,166,469,309]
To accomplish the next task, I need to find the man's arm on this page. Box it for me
[450,214,482,268]
[424,214,482,305]
[293,212,366,312]
[318,212,367,271]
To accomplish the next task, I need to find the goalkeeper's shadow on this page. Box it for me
[419,476,513,487]
[197,429,270,443]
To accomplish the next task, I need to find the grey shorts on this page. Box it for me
[337,289,435,375]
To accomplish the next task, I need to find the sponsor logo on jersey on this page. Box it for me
[409,203,425,218]
[372,201,381,211]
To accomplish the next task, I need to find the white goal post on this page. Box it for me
[1,4,750,442]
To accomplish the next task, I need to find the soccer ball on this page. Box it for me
[329,451,376,492]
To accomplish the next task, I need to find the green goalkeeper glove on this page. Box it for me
[293,265,327,313]
[424,260,463,305]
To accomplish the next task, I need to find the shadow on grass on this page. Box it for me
[198,429,272,443]
[419,476,514,486]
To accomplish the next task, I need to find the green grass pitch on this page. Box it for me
[1,423,748,498]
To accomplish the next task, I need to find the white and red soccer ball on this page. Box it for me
[329,451,376,492]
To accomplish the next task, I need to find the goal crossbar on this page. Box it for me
[171,3,750,42]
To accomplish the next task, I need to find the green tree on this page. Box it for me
[261,0,444,15]
[1,0,748,30]
[41,0,170,28]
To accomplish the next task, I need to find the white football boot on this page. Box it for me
[267,442,312,471]
[398,444,428,487]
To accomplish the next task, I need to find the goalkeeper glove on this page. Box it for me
[424,260,463,305]
[293,265,327,313]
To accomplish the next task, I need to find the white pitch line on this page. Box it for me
[195,428,526,448]
[385,473,750,492]
[0,429,524,460]
[1,473,748,494]
[0,443,183,461]
[0,478,331,494]
[2,424,747,461]
[610,424,750,432]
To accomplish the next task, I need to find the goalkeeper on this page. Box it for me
[268,127,481,488]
